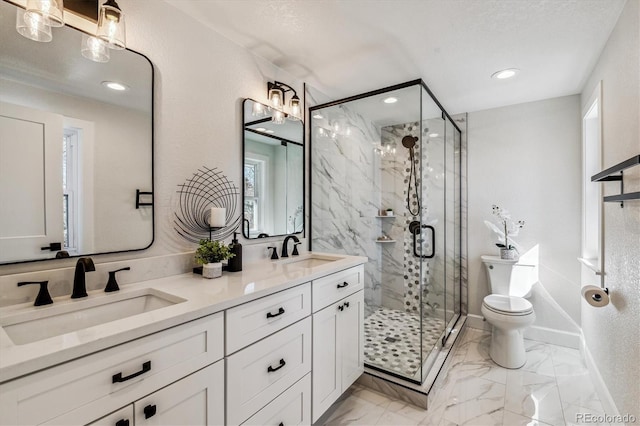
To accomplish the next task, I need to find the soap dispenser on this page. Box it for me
[228,232,243,272]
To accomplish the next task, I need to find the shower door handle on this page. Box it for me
[412,224,435,259]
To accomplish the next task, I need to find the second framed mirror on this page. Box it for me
[242,99,304,239]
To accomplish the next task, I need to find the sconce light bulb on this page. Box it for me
[16,8,52,42]
[272,109,285,124]
[97,0,126,50]
[289,95,301,120]
[82,34,110,63]
[269,90,282,108]
[252,102,266,117]
[26,0,64,27]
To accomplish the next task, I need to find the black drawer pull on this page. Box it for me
[337,281,349,289]
[115,419,130,426]
[112,361,151,383]
[144,404,157,419]
[338,304,344,311]
[267,358,286,373]
[266,307,285,319]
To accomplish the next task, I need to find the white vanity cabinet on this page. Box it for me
[311,266,365,423]
[0,258,367,426]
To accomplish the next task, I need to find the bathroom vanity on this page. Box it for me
[0,253,366,425]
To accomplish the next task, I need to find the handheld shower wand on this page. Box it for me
[402,135,420,216]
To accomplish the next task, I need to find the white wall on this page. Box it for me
[580,0,640,419]
[467,95,582,335]
[0,0,306,277]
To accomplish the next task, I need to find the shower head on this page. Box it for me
[402,135,418,149]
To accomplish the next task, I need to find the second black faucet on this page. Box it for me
[281,235,300,258]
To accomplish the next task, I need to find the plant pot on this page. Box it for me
[500,248,517,260]
[202,262,222,279]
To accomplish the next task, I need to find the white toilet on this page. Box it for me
[481,255,535,369]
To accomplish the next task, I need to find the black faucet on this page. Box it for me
[72,257,95,299]
[281,235,300,258]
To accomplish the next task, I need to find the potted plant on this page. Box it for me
[195,239,235,279]
[487,205,525,260]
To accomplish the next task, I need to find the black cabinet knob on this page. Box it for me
[144,404,157,419]
[115,419,130,426]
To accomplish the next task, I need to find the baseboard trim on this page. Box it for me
[465,314,491,331]
[581,336,621,422]
[524,325,580,349]
[467,314,580,349]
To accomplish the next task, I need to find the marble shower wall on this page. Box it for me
[311,105,383,316]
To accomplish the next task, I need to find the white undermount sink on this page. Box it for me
[280,254,339,269]
[0,288,186,345]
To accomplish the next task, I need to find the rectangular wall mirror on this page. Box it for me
[0,1,154,264]
[242,99,304,239]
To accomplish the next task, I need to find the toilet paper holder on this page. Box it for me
[581,284,610,307]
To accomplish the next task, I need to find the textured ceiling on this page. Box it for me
[165,0,626,114]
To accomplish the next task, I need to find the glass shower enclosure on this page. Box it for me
[310,80,462,384]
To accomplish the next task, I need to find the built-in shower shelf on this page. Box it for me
[375,239,397,243]
[591,154,640,205]
[375,215,396,218]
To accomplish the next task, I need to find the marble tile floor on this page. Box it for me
[364,307,445,378]
[318,328,609,426]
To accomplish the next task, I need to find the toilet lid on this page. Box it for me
[483,294,533,314]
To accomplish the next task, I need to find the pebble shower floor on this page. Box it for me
[363,307,445,378]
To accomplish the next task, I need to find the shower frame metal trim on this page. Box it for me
[307,78,464,384]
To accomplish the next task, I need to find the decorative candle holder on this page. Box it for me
[173,166,241,243]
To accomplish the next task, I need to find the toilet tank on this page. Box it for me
[481,255,532,297]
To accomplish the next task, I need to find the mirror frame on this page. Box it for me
[0,7,155,265]
[242,98,304,240]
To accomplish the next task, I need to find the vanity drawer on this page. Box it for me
[312,265,364,312]
[242,373,311,426]
[226,282,311,354]
[0,313,223,426]
[227,317,311,425]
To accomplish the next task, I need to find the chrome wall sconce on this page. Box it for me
[267,81,302,122]
[15,0,126,64]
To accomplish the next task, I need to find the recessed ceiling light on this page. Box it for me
[101,81,129,91]
[256,127,267,132]
[383,97,398,104]
[264,129,274,134]
[429,133,439,137]
[491,68,520,80]
[313,113,323,119]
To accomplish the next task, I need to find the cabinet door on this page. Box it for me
[135,360,224,426]
[311,302,340,423]
[340,290,364,391]
[87,405,134,426]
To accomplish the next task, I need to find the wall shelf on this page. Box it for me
[591,154,640,205]
[375,215,396,218]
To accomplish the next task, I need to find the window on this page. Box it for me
[581,82,602,279]
[63,128,79,252]
[244,158,265,236]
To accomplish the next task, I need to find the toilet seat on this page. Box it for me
[483,294,533,316]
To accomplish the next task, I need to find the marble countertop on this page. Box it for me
[0,252,367,383]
